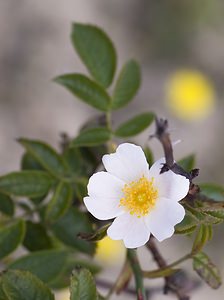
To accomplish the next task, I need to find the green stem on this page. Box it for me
[143,253,192,278]
[105,111,116,153]
[106,111,112,131]
[127,249,147,300]
[166,253,192,269]
[61,175,88,184]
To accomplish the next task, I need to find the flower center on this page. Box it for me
[119,176,158,217]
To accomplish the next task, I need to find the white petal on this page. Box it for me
[85,171,125,220]
[107,213,131,240]
[84,196,123,220]
[144,197,185,242]
[148,157,166,177]
[148,158,189,202]
[87,171,125,198]
[102,143,149,182]
[107,213,150,248]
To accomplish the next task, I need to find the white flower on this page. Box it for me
[84,143,189,249]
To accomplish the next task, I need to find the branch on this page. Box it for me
[147,238,191,300]
[152,117,199,182]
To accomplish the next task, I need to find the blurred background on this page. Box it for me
[0,0,224,299]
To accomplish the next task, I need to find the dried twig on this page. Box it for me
[147,117,203,299]
[152,117,200,199]
[147,238,191,300]
[152,117,199,181]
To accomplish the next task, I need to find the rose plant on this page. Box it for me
[0,23,223,300]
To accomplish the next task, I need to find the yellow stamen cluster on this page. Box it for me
[119,176,158,217]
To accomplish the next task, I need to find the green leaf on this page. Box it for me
[192,224,212,255]
[144,268,179,279]
[63,147,83,175]
[112,60,141,109]
[19,139,68,177]
[175,213,197,234]
[184,203,222,225]
[23,221,53,251]
[144,146,154,167]
[45,182,73,222]
[0,219,25,259]
[193,252,222,289]
[200,183,224,202]
[55,74,111,112]
[0,171,54,197]
[71,127,111,147]
[178,154,195,172]
[21,152,44,171]
[79,145,107,176]
[74,179,88,202]
[0,278,7,300]
[0,193,14,216]
[63,144,107,177]
[49,256,101,290]
[20,154,48,206]
[71,23,116,88]
[114,112,155,137]
[200,206,224,221]
[70,268,98,300]
[51,208,95,255]
[176,202,224,235]
[9,250,68,284]
[29,195,48,206]
[17,202,33,213]
[0,270,54,300]
[78,223,110,242]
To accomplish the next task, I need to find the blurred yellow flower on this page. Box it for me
[55,289,69,300]
[95,236,125,264]
[166,69,215,121]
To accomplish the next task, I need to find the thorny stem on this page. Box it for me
[127,249,147,300]
[146,238,191,300]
